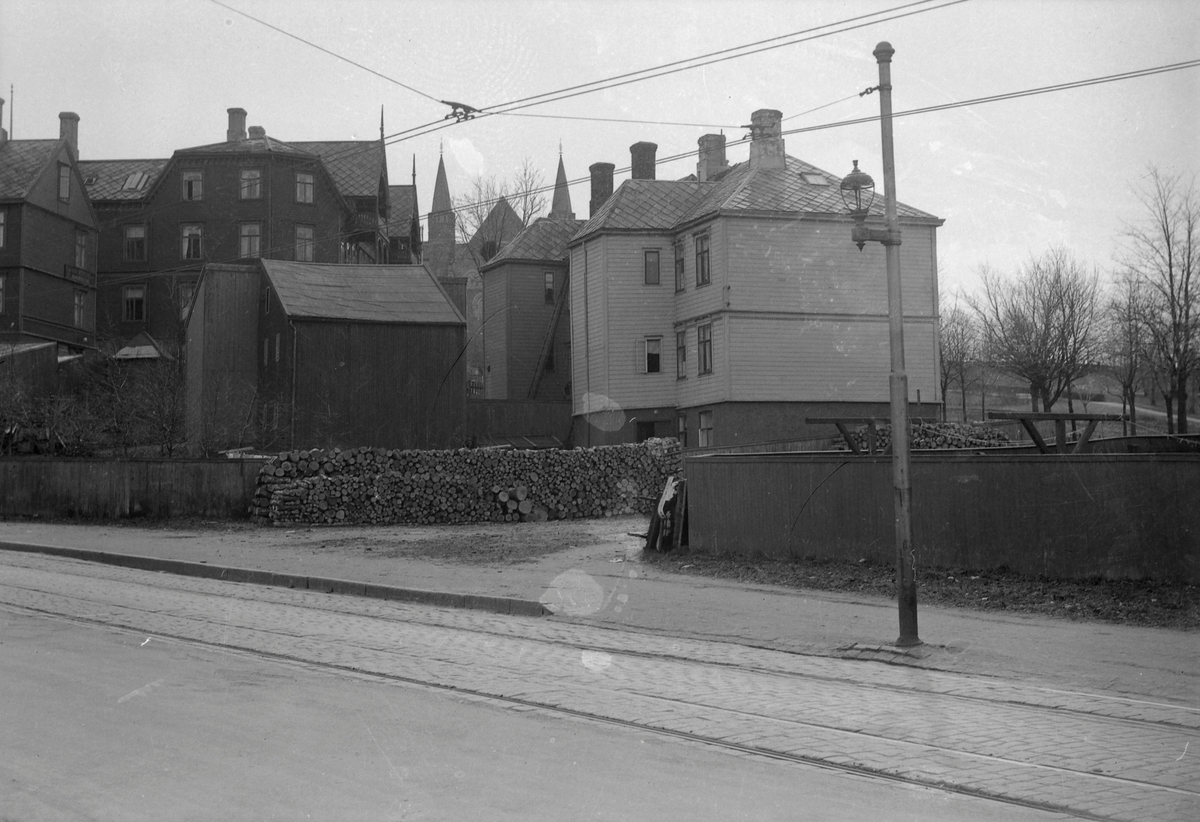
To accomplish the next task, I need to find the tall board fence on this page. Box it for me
[685,451,1200,582]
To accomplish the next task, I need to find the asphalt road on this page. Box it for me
[2,550,1193,821]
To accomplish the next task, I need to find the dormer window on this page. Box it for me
[122,171,150,191]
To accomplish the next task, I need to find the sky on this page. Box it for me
[1,0,1196,297]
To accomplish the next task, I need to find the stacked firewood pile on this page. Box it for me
[251,438,682,526]
[846,422,1012,452]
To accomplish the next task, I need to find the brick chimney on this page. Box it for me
[589,161,615,217]
[248,126,266,139]
[630,142,657,180]
[59,112,79,158]
[696,134,728,182]
[748,109,785,171]
[227,107,247,142]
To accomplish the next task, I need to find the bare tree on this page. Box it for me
[1120,167,1198,434]
[453,158,545,267]
[1102,269,1150,435]
[969,246,1102,412]
[938,295,979,421]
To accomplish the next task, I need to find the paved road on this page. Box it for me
[2,551,1196,821]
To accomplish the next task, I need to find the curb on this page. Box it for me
[0,541,549,618]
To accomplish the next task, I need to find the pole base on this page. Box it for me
[895,635,922,648]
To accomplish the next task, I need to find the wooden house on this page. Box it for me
[568,110,944,447]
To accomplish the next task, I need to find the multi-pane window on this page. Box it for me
[182,170,203,201]
[240,169,262,200]
[181,224,203,260]
[122,285,146,322]
[178,283,196,322]
[698,410,714,447]
[544,272,555,305]
[674,242,685,292]
[677,414,688,448]
[296,172,314,203]
[74,231,86,268]
[642,337,662,374]
[295,225,315,262]
[124,224,146,261]
[644,249,660,285]
[695,234,710,286]
[676,330,687,379]
[73,290,86,328]
[58,164,71,201]
[239,223,261,258]
[698,323,713,375]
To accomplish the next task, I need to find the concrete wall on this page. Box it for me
[685,452,1200,582]
[0,458,261,519]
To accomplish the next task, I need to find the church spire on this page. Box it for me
[431,153,452,214]
[549,152,574,221]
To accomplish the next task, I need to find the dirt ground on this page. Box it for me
[47,515,1200,630]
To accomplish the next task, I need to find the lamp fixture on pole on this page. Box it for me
[838,41,920,648]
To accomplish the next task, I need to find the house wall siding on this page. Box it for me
[482,267,508,399]
[571,239,611,416]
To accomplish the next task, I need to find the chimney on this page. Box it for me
[0,98,6,146]
[59,111,79,158]
[248,126,266,139]
[748,109,785,171]
[630,141,657,180]
[227,107,247,142]
[696,134,728,182]
[589,161,615,217]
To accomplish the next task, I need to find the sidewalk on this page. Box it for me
[0,517,1196,704]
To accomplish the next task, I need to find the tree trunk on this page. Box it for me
[1030,383,1039,413]
[1177,377,1189,434]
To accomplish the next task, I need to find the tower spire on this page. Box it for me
[549,152,574,221]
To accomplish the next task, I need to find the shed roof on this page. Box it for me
[260,260,464,325]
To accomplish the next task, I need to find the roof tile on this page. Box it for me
[0,139,58,200]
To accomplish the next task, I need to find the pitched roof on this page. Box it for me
[549,155,574,220]
[431,155,452,213]
[290,141,386,199]
[385,184,417,235]
[259,260,464,325]
[175,134,314,158]
[572,155,940,243]
[78,158,168,201]
[482,217,585,270]
[0,139,59,200]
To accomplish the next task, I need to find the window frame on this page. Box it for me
[239,222,262,258]
[181,170,203,201]
[674,241,685,292]
[677,413,688,448]
[640,336,662,374]
[122,284,146,323]
[58,163,71,202]
[295,172,315,204]
[698,410,714,447]
[0,209,7,249]
[240,168,263,200]
[644,249,661,286]
[73,290,86,328]
[178,283,196,322]
[675,329,687,379]
[695,233,711,287]
[295,224,315,262]
[697,323,713,375]
[181,224,203,260]
[544,271,555,305]
[74,230,86,268]
[123,224,147,261]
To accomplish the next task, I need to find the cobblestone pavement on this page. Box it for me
[2,551,1196,821]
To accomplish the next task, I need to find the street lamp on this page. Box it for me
[839,41,920,648]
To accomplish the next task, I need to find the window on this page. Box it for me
[182,170,202,201]
[676,330,687,379]
[240,169,262,199]
[274,332,281,364]
[58,164,71,201]
[73,290,86,328]
[698,323,713,375]
[239,223,261,258]
[124,224,146,261]
[178,283,195,321]
[695,234,710,286]
[74,231,86,268]
[295,224,315,262]
[644,249,660,285]
[181,224,203,260]
[544,272,555,305]
[296,172,314,203]
[122,285,146,322]
[674,242,685,292]
[698,410,714,447]
[641,337,662,374]
[0,210,6,248]
[121,171,149,191]
[677,414,688,448]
